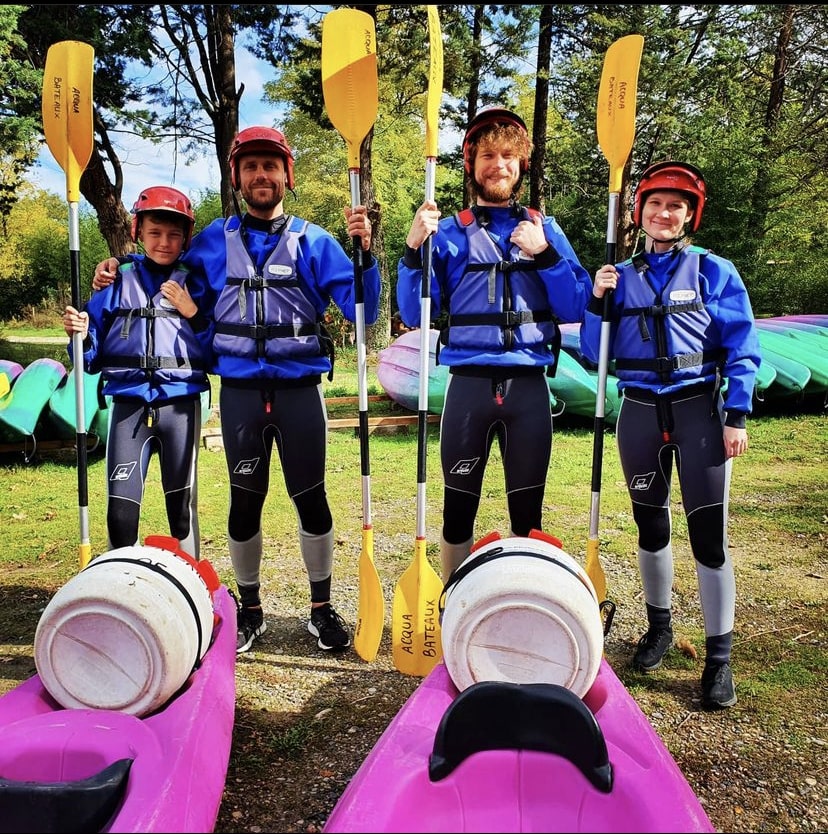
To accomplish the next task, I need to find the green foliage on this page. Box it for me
[0,189,109,321]
[4,4,828,317]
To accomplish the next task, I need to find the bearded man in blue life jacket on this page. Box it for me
[396,106,593,581]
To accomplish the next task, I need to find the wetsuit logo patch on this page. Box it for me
[234,457,260,476]
[110,461,137,481]
[450,457,480,476]
[630,471,656,491]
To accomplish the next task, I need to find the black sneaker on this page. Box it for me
[701,661,737,710]
[236,605,266,654]
[308,603,351,651]
[632,626,673,672]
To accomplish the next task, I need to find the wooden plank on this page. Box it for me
[324,394,391,405]
[327,413,440,431]
[0,436,103,455]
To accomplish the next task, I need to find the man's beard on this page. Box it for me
[475,178,514,204]
[242,182,284,211]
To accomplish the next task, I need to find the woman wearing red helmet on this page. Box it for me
[64,185,212,560]
[580,161,762,710]
[397,105,593,581]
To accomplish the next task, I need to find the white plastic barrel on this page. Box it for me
[34,539,216,717]
[440,532,603,698]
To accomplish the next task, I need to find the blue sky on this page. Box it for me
[28,46,276,205]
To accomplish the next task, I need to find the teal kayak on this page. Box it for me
[46,370,106,439]
[0,358,67,451]
[756,328,828,393]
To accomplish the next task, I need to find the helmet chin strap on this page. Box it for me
[642,228,689,252]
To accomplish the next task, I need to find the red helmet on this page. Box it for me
[462,106,530,174]
[130,186,195,248]
[228,126,295,190]
[633,162,706,232]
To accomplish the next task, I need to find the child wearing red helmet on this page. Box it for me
[63,185,212,560]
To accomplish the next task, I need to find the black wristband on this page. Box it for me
[724,411,747,429]
[402,245,423,269]
[533,244,560,268]
[587,295,605,315]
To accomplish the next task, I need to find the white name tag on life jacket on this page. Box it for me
[669,289,697,302]
[268,264,293,276]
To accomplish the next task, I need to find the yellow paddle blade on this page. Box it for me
[425,5,443,158]
[42,40,95,203]
[596,34,644,194]
[392,539,443,676]
[585,539,607,606]
[353,527,384,662]
[321,9,378,170]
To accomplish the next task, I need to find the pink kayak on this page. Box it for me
[0,554,236,833]
[323,658,714,833]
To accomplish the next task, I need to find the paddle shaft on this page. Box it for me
[588,200,619,536]
[349,172,372,527]
[416,159,437,540]
[69,205,91,562]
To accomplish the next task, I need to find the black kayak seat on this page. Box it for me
[0,757,132,834]
[428,681,613,793]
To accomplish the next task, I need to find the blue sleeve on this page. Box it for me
[74,278,123,373]
[701,254,761,415]
[540,217,593,324]
[299,223,382,325]
[580,286,622,366]
[181,220,228,297]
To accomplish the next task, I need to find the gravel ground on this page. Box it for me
[212,531,827,834]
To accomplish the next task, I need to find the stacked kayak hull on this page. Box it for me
[0,358,67,448]
[0,357,212,452]
[755,325,828,394]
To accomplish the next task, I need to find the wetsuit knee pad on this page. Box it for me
[293,484,333,535]
[228,488,266,541]
[506,485,544,537]
[442,489,479,544]
[632,504,671,552]
[688,504,727,568]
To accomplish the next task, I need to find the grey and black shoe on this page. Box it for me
[308,603,351,651]
[236,604,267,654]
[701,661,737,710]
[632,626,673,672]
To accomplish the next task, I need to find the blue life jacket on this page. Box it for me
[102,262,209,385]
[441,206,559,354]
[213,216,333,363]
[613,246,724,385]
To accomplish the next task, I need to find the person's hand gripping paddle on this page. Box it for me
[392,5,445,677]
[42,41,95,569]
[589,33,644,633]
[321,8,384,662]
